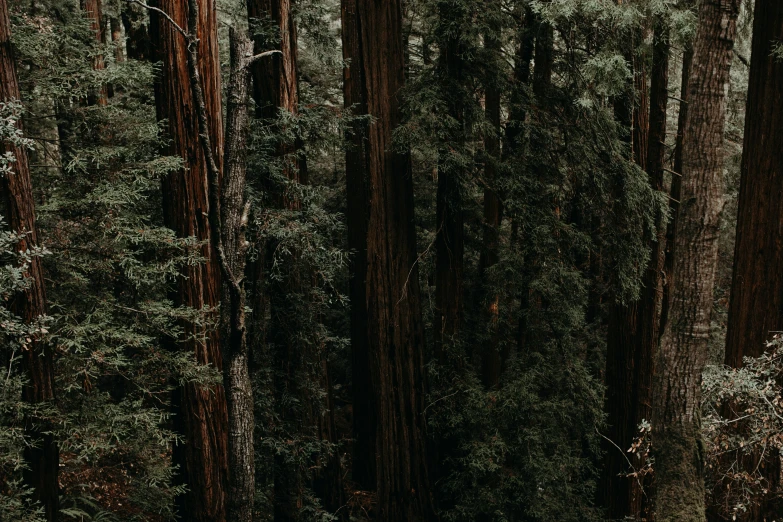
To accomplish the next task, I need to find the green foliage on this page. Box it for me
[703,337,783,519]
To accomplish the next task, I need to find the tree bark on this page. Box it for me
[248,0,343,514]
[433,0,465,360]
[0,1,58,519]
[216,27,255,522]
[341,0,375,492]
[653,1,740,520]
[722,1,783,518]
[660,24,694,339]
[121,7,151,61]
[602,18,668,519]
[149,0,228,520]
[110,16,124,63]
[341,0,436,518]
[81,0,108,106]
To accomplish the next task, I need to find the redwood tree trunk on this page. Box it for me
[723,1,783,518]
[249,0,343,514]
[341,0,436,518]
[660,25,694,337]
[0,1,58,519]
[602,23,657,518]
[149,0,229,520]
[433,0,465,359]
[81,0,108,105]
[653,1,740,520]
[341,0,375,492]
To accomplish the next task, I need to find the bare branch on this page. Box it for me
[247,49,282,66]
[127,0,188,40]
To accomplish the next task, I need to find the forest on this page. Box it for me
[0,0,781,520]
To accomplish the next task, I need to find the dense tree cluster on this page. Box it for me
[0,0,781,521]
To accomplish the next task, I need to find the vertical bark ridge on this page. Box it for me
[341,0,436,518]
[0,1,58,518]
[341,0,375,492]
[81,0,108,105]
[720,1,783,519]
[149,0,228,519]
[653,1,740,520]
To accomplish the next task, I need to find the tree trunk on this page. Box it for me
[660,24,694,338]
[722,1,783,518]
[217,28,255,522]
[0,1,58,519]
[341,0,436,518]
[341,0,375,492]
[110,16,124,63]
[602,19,668,519]
[653,1,740,520]
[433,0,465,360]
[81,0,107,106]
[121,7,150,61]
[479,11,504,388]
[249,0,343,514]
[149,0,229,520]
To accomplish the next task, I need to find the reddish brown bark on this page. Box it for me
[653,1,740,519]
[110,17,124,63]
[341,0,436,518]
[149,0,228,520]
[341,0,375,492]
[602,19,667,519]
[434,1,465,360]
[81,0,108,105]
[248,0,304,191]
[248,0,343,515]
[0,1,58,519]
[721,1,783,518]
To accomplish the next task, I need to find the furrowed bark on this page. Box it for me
[148,0,228,519]
[602,18,667,519]
[433,0,465,361]
[248,0,343,513]
[660,16,694,338]
[653,1,740,520]
[340,0,375,492]
[720,1,783,519]
[341,0,436,518]
[81,0,108,105]
[0,1,58,518]
[215,27,255,522]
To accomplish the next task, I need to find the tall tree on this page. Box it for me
[433,0,466,359]
[602,13,671,520]
[248,0,343,515]
[81,0,108,105]
[723,0,783,518]
[185,8,268,518]
[660,11,694,336]
[149,0,229,520]
[341,0,375,492]
[653,0,740,520]
[341,0,436,518]
[0,0,58,518]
